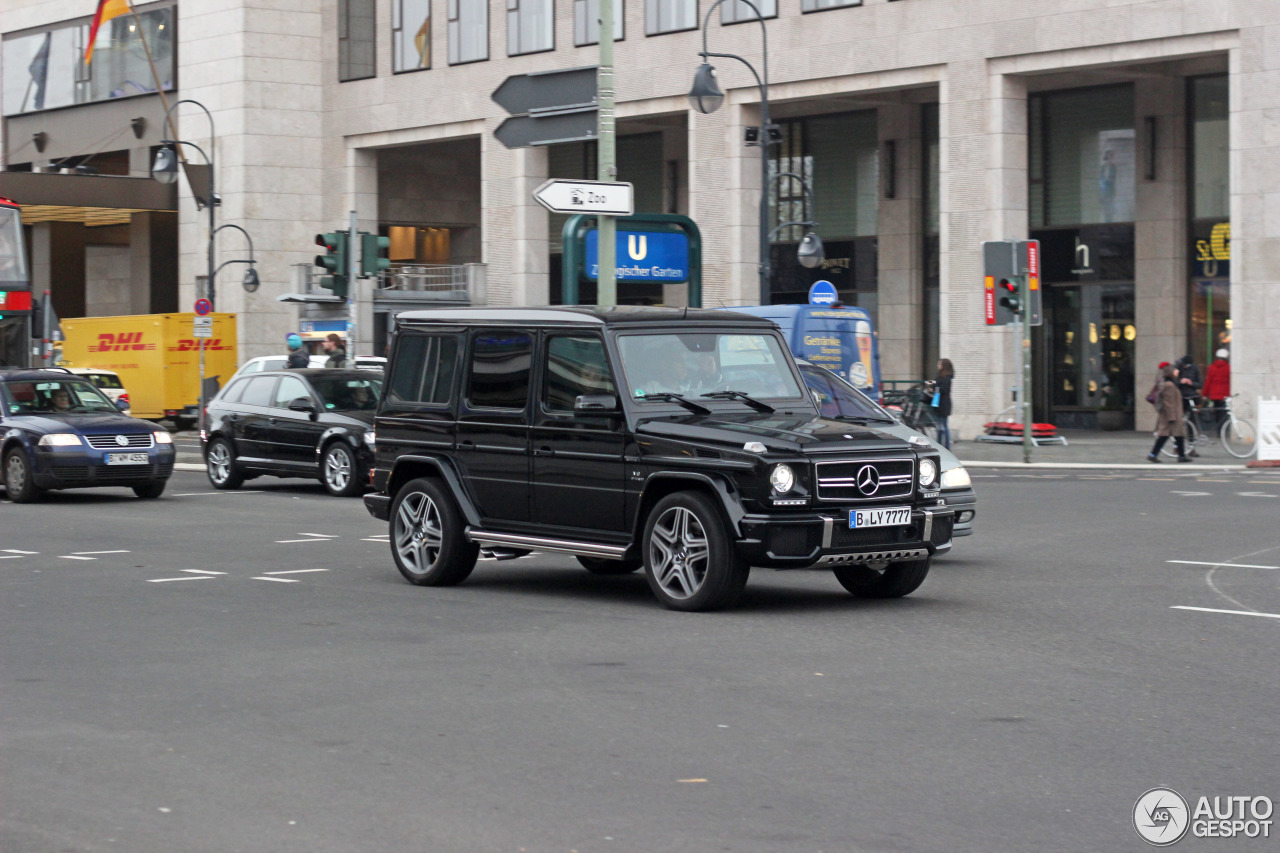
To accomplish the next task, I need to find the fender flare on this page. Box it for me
[387,454,481,527]
[632,471,745,541]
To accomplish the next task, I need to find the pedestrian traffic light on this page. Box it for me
[314,232,349,298]
[359,232,391,278]
[997,278,1021,315]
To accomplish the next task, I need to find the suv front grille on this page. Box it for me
[815,458,914,502]
[86,433,155,449]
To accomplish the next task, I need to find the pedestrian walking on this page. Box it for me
[322,333,347,368]
[1201,348,1230,428]
[286,333,309,369]
[1147,364,1189,463]
[932,358,954,450]
[1175,353,1202,457]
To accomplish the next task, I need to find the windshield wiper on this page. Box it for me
[700,390,775,413]
[640,392,711,415]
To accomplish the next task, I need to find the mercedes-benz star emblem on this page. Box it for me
[115,434,128,446]
[855,464,880,496]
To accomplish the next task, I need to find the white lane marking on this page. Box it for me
[0,555,27,560]
[172,490,264,497]
[181,569,227,576]
[1167,560,1279,570]
[275,538,333,544]
[298,533,337,539]
[148,576,214,583]
[1236,492,1278,498]
[72,550,130,555]
[263,569,328,575]
[361,537,389,543]
[59,555,96,561]
[2,549,38,554]
[1171,606,1280,620]
[1171,491,1212,497]
[253,576,300,583]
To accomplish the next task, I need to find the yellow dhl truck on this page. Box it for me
[59,312,237,425]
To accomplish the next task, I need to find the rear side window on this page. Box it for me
[88,373,124,389]
[387,334,458,406]
[468,330,532,409]
[240,376,276,407]
[219,378,248,403]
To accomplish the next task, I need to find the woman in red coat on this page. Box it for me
[1147,364,1189,463]
[1201,349,1230,427]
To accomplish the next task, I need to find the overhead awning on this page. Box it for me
[0,171,175,226]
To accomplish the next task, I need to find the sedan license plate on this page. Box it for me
[106,452,149,465]
[849,506,911,529]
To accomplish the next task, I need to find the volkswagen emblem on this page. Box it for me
[115,434,128,447]
[855,464,880,496]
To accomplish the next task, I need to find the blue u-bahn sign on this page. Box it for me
[585,230,690,283]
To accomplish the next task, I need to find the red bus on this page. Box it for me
[0,197,33,367]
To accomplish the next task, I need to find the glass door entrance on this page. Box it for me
[1036,282,1135,429]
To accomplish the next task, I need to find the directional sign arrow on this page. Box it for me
[494,110,597,150]
[491,66,598,115]
[533,180,634,216]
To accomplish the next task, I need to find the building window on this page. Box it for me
[574,0,623,46]
[721,0,775,23]
[802,0,860,10]
[1030,85,1135,227]
[508,0,554,55]
[646,0,696,35]
[339,0,376,81]
[921,102,940,378]
[393,0,431,72]
[449,0,489,63]
[2,6,175,118]
[1190,75,1228,221]
[1188,74,1230,371]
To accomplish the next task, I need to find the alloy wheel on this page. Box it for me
[208,443,231,484]
[395,491,443,577]
[324,446,351,492]
[648,506,710,600]
[5,452,25,492]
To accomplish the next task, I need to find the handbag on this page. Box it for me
[931,391,941,408]
[1145,383,1159,406]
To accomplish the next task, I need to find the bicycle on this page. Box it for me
[1218,394,1257,458]
[1160,402,1209,459]
[882,382,940,442]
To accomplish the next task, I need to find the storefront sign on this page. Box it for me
[1191,221,1230,278]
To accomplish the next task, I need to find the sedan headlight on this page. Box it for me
[918,458,938,488]
[941,466,971,489]
[769,463,795,494]
[38,434,83,447]
[363,431,376,447]
[153,431,173,444]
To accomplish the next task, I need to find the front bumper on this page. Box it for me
[736,505,955,568]
[32,447,176,490]
[942,487,977,536]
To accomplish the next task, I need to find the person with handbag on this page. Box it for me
[1147,364,1190,463]
[932,358,954,449]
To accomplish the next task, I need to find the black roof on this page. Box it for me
[254,368,377,379]
[0,368,77,381]
[396,305,777,328]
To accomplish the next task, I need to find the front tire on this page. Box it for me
[390,478,479,586]
[133,481,166,499]
[3,448,44,503]
[576,555,642,575]
[321,442,362,497]
[833,557,931,599]
[642,491,749,611]
[205,438,244,490]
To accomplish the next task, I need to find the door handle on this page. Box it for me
[535,446,554,457]
[459,440,475,448]
[268,417,277,424]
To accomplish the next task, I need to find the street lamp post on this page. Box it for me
[768,170,824,270]
[688,0,777,304]
[150,99,219,309]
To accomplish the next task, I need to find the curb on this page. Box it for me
[958,460,1248,471]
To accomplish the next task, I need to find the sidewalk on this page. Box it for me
[955,429,1249,469]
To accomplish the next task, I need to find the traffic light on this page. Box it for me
[359,233,390,278]
[314,232,349,298]
[997,278,1021,315]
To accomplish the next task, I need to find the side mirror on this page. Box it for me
[288,398,317,414]
[574,393,619,415]
[116,398,130,412]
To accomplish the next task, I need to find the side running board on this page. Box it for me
[466,529,628,559]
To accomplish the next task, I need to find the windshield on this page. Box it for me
[617,332,803,401]
[310,375,383,411]
[4,379,118,414]
[799,364,892,421]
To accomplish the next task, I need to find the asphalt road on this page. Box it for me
[3,467,1279,852]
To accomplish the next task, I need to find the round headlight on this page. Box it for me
[918,458,938,488]
[769,463,795,494]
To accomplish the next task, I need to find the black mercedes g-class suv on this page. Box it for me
[365,307,952,611]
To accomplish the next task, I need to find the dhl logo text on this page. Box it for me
[168,339,234,351]
[89,333,156,352]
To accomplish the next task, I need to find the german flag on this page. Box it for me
[84,0,131,65]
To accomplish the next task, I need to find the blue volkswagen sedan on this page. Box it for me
[1,369,175,502]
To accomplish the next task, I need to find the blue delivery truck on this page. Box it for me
[722,304,882,397]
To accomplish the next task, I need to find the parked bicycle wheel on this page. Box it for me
[1221,417,1257,458]
[1161,416,1198,458]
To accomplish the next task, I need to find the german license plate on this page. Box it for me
[849,506,911,529]
[106,452,149,465]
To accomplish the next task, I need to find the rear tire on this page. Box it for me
[641,491,749,611]
[205,438,244,490]
[833,557,931,599]
[3,448,44,503]
[576,555,642,575]
[1221,417,1256,459]
[132,481,166,499]
[390,478,479,586]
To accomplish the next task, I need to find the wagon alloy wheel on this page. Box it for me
[4,448,43,503]
[389,478,478,586]
[205,439,244,490]
[321,443,361,497]
[642,491,749,612]
[649,506,710,600]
